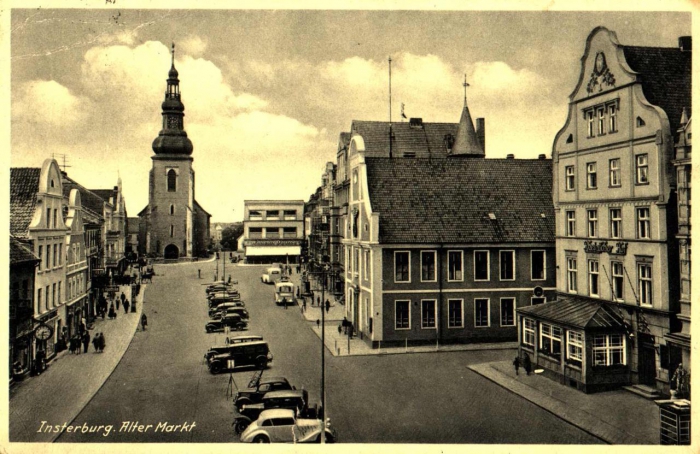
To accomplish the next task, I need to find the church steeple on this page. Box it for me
[451,73,484,156]
[152,42,193,156]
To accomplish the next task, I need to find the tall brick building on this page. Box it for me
[138,44,210,259]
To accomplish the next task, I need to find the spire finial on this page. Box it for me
[462,73,470,107]
[171,42,175,67]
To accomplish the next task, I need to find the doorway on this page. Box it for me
[164,244,179,259]
[638,344,657,385]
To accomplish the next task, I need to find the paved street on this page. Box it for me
[55,258,601,444]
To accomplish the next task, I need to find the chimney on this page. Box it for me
[538,154,547,160]
[506,154,515,159]
[679,36,692,52]
[476,118,485,153]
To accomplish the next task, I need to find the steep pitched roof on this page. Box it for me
[62,174,106,224]
[351,120,457,158]
[90,189,116,207]
[623,45,692,129]
[10,168,41,238]
[194,199,211,217]
[10,236,39,265]
[365,157,555,244]
[452,105,483,155]
[518,296,626,330]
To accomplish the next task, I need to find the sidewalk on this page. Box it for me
[468,360,660,444]
[9,283,145,442]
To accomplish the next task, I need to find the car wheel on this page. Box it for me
[209,364,221,375]
[233,420,249,435]
[253,435,270,443]
[205,326,212,333]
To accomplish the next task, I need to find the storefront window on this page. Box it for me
[567,331,583,363]
[523,318,536,346]
[593,334,626,366]
[540,323,562,357]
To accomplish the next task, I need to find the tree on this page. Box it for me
[221,223,244,251]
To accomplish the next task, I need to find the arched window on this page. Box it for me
[170,225,174,237]
[170,204,175,215]
[167,169,177,192]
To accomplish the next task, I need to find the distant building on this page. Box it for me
[242,200,304,264]
[519,28,691,394]
[138,44,210,259]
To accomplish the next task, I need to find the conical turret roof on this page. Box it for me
[451,104,483,156]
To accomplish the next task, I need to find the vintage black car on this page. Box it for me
[233,389,319,435]
[208,295,244,308]
[210,307,249,321]
[208,341,273,374]
[233,376,295,411]
[203,335,264,362]
[205,313,248,333]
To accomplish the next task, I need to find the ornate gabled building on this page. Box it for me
[138,43,210,260]
[519,27,691,395]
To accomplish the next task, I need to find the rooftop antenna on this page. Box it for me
[52,153,71,173]
[463,73,469,107]
[388,57,393,159]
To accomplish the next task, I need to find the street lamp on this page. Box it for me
[320,261,330,444]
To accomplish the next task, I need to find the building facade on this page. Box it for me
[242,200,305,264]
[10,237,39,381]
[519,27,691,394]
[63,189,90,340]
[138,44,210,259]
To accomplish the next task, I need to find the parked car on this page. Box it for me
[208,341,273,374]
[208,295,244,307]
[233,376,295,410]
[261,267,282,284]
[239,409,337,443]
[203,335,264,362]
[211,307,250,321]
[205,314,248,333]
[208,289,240,300]
[233,389,318,434]
[209,302,247,317]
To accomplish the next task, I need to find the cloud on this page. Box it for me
[13,80,91,128]
[179,35,207,57]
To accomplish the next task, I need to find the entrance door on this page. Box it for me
[164,244,179,259]
[638,344,657,385]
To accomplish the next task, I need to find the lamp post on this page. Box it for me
[320,261,329,444]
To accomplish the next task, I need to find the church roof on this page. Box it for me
[10,168,41,238]
[452,104,484,155]
[365,157,554,244]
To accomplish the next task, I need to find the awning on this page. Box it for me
[245,246,301,257]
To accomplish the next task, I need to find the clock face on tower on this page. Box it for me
[167,116,179,129]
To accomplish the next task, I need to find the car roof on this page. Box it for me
[259,409,295,419]
[263,390,305,399]
[275,281,293,287]
[259,376,286,384]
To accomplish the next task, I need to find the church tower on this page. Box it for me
[146,43,196,259]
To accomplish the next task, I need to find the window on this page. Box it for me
[170,225,174,237]
[283,210,297,220]
[638,263,652,306]
[53,244,58,267]
[167,169,177,192]
[364,250,370,279]
[282,227,297,238]
[523,318,536,346]
[474,298,490,327]
[593,334,625,366]
[45,285,49,308]
[170,204,175,215]
[566,211,576,237]
[249,210,262,220]
[266,210,279,220]
[37,288,42,313]
[448,299,463,328]
[567,258,578,293]
[474,251,489,281]
[531,297,546,305]
[610,208,622,239]
[500,298,515,326]
[612,261,624,301]
[53,209,57,229]
[567,331,583,363]
[609,104,618,132]
[637,208,650,239]
[58,244,62,265]
[636,154,648,184]
[46,208,51,228]
[589,259,600,297]
[597,107,606,135]
[531,250,546,280]
[586,110,594,137]
[540,323,562,357]
[421,251,436,282]
[38,245,43,270]
[587,209,598,238]
[249,227,262,239]
[395,300,410,330]
[265,228,280,238]
[57,281,61,304]
[52,283,56,307]
[421,300,436,329]
[394,251,410,283]
[448,251,463,281]
[609,159,621,187]
[586,163,597,189]
[499,250,515,281]
[565,166,575,190]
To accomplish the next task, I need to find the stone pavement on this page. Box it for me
[468,360,660,444]
[9,283,145,442]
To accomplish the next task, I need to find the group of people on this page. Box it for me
[91,332,107,352]
[69,331,92,354]
[105,291,136,320]
[513,353,533,376]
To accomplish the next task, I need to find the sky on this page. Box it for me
[8,5,693,222]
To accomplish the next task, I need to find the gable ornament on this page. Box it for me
[586,52,616,94]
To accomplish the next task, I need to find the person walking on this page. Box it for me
[120,291,126,306]
[303,298,307,312]
[523,353,532,376]
[123,299,130,314]
[141,313,148,331]
[92,333,100,352]
[74,335,82,355]
[99,333,106,352]
[131,297,137,313]
[513,356,521,376]
[108,302,116,319]
[325,299,330,314]
[82,331,91,354]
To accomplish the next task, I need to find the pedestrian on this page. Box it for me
[82,331,90,354]
[92,333,100,352]
[228,275,231,285]
[69,336,77,354]
[513,356,521,375]
[325,300,330,314]
[303,298,307,312]
[123,299,130,314]
[316,319,320,328]
[316,296,320,307]
[141,313,148,331]
[198,269,201,279]
[282,297,288,309]
[99,333,106,352]
[120,292,126,305]
[342,317,349,334]
[523,353,532,376]
[131,298,137,313]
[108,302,116,319]
[338,324,342,335]
[74,335,82,355]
